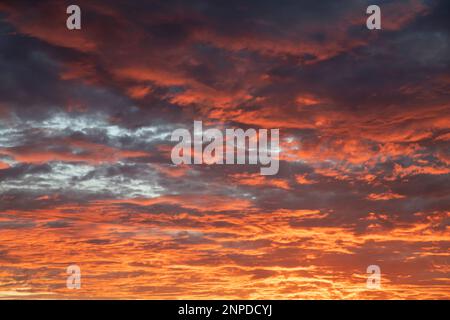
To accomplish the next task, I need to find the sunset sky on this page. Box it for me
[0,0,449,299]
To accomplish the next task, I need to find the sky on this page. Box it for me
[0,0,448,299]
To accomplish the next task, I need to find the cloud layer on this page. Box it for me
[0,0,448,299]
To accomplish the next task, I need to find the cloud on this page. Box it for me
[0,0,448,299]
